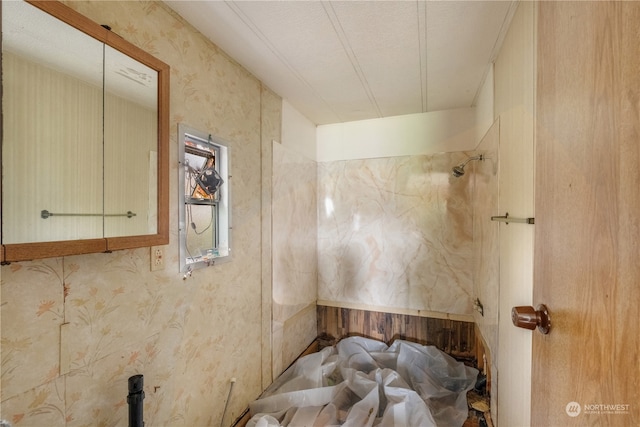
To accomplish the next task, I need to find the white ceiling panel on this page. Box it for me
[165,0,517,125]
[330,1,424,118]
[426,1,513,111]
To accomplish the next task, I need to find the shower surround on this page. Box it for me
[318,152,475,318]
[271,141,318,377]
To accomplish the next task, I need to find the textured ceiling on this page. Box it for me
[165,1,517,125]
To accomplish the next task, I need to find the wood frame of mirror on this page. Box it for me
[1,0,169,262]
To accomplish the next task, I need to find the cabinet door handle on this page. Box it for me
[511,304,551,334]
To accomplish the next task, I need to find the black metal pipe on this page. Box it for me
[127,374,145,427]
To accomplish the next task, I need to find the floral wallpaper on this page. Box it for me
[2,1,280,426]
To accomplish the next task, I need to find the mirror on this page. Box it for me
[103,45,159,239]
[1,0,169,261]
[178,124,231,274]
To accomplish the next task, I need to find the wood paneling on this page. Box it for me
[533,1,640,425]
[317,305,476,358]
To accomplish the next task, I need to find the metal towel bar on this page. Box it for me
[491,212,534,224]
[41,210,136,219]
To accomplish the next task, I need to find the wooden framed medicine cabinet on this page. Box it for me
[1,0,170,262]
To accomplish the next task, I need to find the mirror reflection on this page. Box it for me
[2,0,159,245]
[104,45,158,238]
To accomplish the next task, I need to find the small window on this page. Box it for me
[178,124,231,273]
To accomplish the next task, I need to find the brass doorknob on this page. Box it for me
[511,304,551,334]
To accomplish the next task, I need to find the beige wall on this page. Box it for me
[281,100,317,161]
[317,108,477,162]
[494,2,536,426]
[475,65,495,145]
[1,2,280,426]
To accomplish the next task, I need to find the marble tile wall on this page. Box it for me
[317,152,475,317]
[1,2,279,426]
[271,142,318,377]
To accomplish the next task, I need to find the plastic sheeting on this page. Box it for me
[248,337,478,427]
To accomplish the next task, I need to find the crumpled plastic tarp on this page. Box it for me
[247,337,478,427]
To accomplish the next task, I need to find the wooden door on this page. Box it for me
[533,2,640,425]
